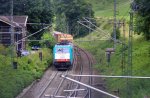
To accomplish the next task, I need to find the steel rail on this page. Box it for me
[72,47,77,70]
[77,46,93,98]
[66,47,78,93]
[77,47,91,98]
[38,71,58,98]
[72,46,93,98]
[66,48,77,95]
[73,47,83,97]
[69,46,83,97]
[53,71,69,97]
[88,52,93,98]
[53,47,78,97]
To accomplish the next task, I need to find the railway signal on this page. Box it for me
[105,48,115,63]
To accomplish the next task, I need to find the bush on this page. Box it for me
[111,28,120,39]
[40,31,56,49]
[0,48,52,98]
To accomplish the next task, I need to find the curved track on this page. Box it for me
[54,45,94,98]
[18,46,97,98]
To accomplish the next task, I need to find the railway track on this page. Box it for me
[18,46,95,98]
[67,46,84,97]
[36,47,80,98]
[65,46,94,98]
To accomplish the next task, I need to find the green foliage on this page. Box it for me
[0,0,11,15]
[0,44,8,56]
[0,47,52,98]
[54,0,96,36]
[132,0,150,40]
[111,28,121,39]
[40,31,56,49]
[86,0,130,17]
[77,35,150,97]
[76,14,150,97]
[55,13,68,33]
[0,0,54,45]
[13,0,54,28]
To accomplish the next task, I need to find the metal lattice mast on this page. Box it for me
[88,7,92,98]
[122,20,126,75]
[89,6,91,41]
[113,0,117,48]
[126,11,133,98]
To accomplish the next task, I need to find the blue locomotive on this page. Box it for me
[53,42,73,70]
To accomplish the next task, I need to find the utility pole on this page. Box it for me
[88,8,92,98]
[122,20,126,75]
[126,11,133,98]
[128,9,134,78]
[10,0,15,68]
[113,0,117,48]
[89,6,91,40]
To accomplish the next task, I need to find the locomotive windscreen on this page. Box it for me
[55,47,70,60]
[56,48,69,53]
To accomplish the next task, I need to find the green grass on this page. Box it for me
[86,0,130,18]
[0,46,52,98]
[76,32,150,98]
[0,30,55,98]
[77,0,150,97]
[75,14,150,97]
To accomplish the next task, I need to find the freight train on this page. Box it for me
[53,32,73,70]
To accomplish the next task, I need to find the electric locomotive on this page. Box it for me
[53,41,73,70]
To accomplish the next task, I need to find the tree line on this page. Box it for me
[0,0,94,39]
[132,0,150,40]
[0,0,149,41]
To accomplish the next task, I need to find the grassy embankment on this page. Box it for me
[0,32,54,98]
[76,0,150,97]
[87,0,130,19]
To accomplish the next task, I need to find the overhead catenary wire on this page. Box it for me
[77,20,110,40]
[79,18,125,45]
[82,17,110,37]
[15,25,51,45]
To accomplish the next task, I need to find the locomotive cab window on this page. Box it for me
[56,48,69,53]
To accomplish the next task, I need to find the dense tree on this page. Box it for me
[132,0,150,40]
[14,0,54,41]
[54,0,96,37]
[0,0,54,45]
[0,0,11,15]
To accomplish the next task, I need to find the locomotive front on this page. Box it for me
[53,44,73,70]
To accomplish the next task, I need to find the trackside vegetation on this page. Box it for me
[76,21,150,98]
[76,0,150,97]
[132,0,150,40]
[0,44,52,98]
